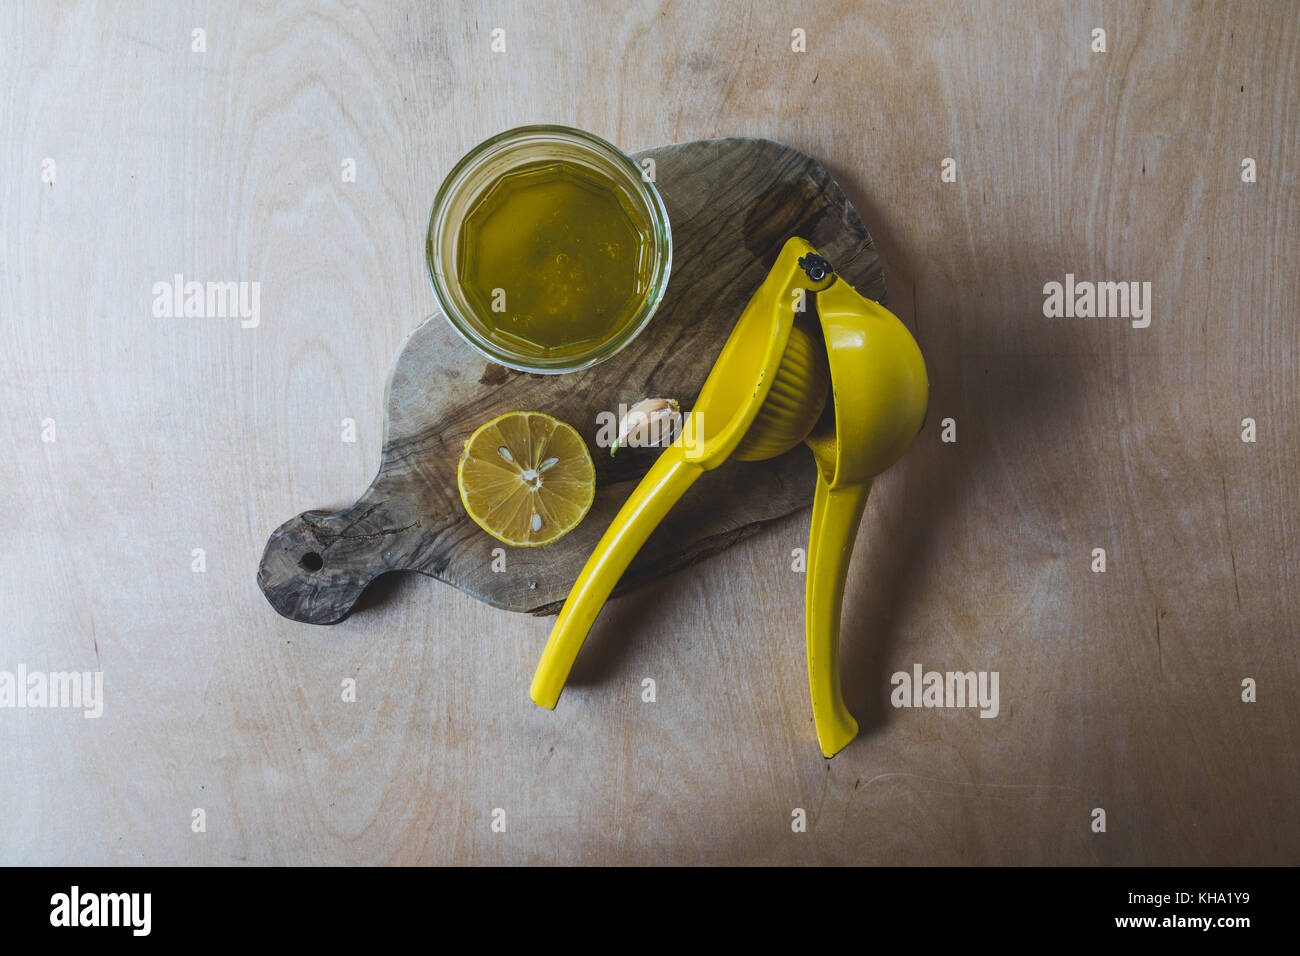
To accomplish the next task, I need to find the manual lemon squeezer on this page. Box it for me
[530,237,929,756]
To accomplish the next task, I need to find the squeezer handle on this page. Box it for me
[531,442,703,709]
[805,473,872,757]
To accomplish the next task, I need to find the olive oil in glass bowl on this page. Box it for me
[427,126,672,374]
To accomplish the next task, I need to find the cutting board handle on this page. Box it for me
[258,505,415,625]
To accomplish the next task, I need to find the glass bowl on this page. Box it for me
[426,125,672,374]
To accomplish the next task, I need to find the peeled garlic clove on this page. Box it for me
[611,398,682,456]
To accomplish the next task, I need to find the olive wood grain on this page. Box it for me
[258,137,885,623]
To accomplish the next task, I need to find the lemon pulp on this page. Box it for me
[457,411,595,546]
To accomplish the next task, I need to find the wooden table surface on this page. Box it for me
[2,0,1296,865]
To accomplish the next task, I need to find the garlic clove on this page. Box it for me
[610,398,682,456]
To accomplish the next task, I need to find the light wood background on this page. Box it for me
[2,0,1296,865]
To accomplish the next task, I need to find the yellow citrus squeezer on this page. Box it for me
[530,237,929,756]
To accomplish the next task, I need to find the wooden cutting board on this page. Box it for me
[258,137,886,623]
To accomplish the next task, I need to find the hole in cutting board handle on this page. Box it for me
[299,552,324,572]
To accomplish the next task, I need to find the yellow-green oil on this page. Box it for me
[457,160,652,360]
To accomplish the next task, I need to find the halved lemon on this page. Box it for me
[457,411,596,547]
